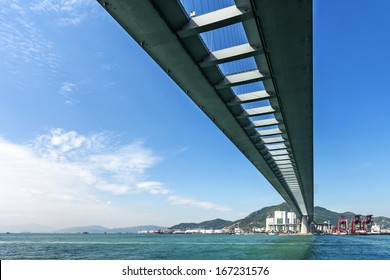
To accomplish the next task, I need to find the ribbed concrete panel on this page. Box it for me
[200,43,262,67]
[229,90,270,104]
[258,128,282,136]
[250,118,279,127]
[238,105,274,118]
[216,70,267,89]
[177,5,253,38]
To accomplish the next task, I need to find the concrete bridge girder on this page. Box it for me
[97,0,313,223]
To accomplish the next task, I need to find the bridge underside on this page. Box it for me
[98,0,313,220]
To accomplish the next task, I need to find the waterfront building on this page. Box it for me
[266,211,298,232]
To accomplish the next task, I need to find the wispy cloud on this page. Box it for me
[59,82,78,104]
[173,146,190,155]
[59,14,86,27]
[60,82,77,94]
[168,195,231,212]
[136,182,172,195]
[30,0,94,26]
[30,0,90,13]
[0,1,59,74]
[101,64,112,71]
[0,0,100,77]
[348,162,373,172]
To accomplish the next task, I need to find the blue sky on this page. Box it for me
[0,0,389,229]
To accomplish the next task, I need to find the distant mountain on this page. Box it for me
[107,225,166,233]
[313,207,390,227]
[56,225,166,234]
[169,219,232,230]
[56,225,109,233]
[314,206,355,226]
[0,224,57,233]
[369,216,390,228]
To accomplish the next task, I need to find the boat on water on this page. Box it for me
[364,224,381,235]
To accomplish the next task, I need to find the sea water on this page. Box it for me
[1,233,389,260]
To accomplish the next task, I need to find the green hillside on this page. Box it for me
[232,203,292,230]
[373,216,390,228]
[169,204,390,231]
[313,206,355,226]
[169,218,232,230]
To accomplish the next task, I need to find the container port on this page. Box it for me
[327,214,382,235]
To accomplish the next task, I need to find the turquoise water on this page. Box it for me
[1,233,389,260]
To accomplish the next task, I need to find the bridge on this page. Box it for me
[98,0,313,233]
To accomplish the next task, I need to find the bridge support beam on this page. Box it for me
[300,215,314,234]
[300,215,309,234]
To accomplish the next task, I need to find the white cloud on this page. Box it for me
[32,128,105,161]
[0,129,232,228]
[168,195,231,212]
[0,129,162,226]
